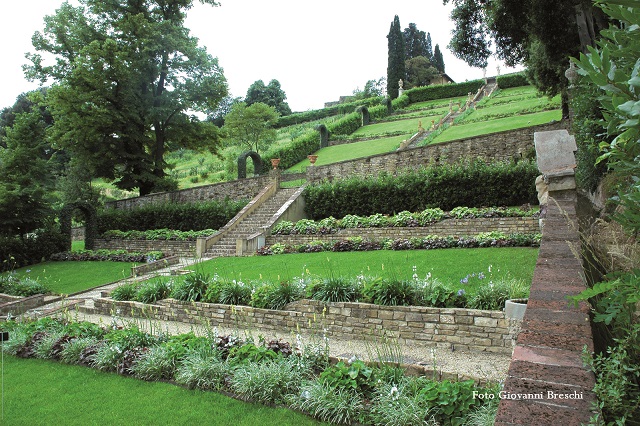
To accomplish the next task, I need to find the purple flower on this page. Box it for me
[457,289,466,297]
[460,276,468,284]
[478,272,485,280]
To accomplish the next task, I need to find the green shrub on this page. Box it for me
[0,228,68,272]
[320,359,377,395]
[218,279,252,306]
[310,277,361,303]
[131,345,178,381]
[96,199,247,233]
[420,280,461,308]
[405,80,484,104]
[175,346,228,391]
[170,272,209,302]
[302,160,539,219]
[59,337,100,365]
[368,381,437,426]
[231,357,306,405]
[249,280,304,310]
[0,277,50,297]
[110,283,139,301]
[469,280,513,311]
[496,72,530,89]
[134,278,170,304]
[101,229,215,241]
[363,278,417,306]
[290,381,364,425]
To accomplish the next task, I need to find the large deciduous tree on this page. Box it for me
[25,0,228,196]
[386,15,406,99]
[245,79,292,116]
[444,0,605,117]
[222,102,279,156]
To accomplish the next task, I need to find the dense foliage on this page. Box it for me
[387,15,406,99]
[96,199,246,233]
[496,72,530,89]
[274,96,385,128]
[302,160,539,219]
[49,249,164,263]
[0,230,67,272]
[403,79,484,104]
[271,206,539,235]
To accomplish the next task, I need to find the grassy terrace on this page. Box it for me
[1,355,326,426]
[184,248,538,297]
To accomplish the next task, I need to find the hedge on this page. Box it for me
[496,72,530,89]
[302,160,539,219]
[96,199,247,234]
[0,229,68,272]
[404,80,484,104]
[275,96,385,128]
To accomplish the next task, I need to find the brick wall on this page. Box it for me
[307,121,567,183]
[106,175,270,210]
[93,239,196,256]
[266,217,539,246]
[92,297,520,355]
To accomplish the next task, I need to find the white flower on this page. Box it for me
[390,386,399,401]
[301,390,311,399]
[348,355,357,364]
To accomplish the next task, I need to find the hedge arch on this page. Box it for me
[237,151,263,179]
[60,202,98,251]
[356,106,370,126]
[315,124,329,148]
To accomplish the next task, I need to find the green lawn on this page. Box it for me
[406,95,470,111]
[7,261,135,295]
[430,110,563,144]
[188,248,538,294]
[471,96,560,120]
[0,355,326,426]
[351,114,443,137]
[287,135,405,172]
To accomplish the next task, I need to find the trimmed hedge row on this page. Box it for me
[100,229,215,241]
[96,199,247,234]
[50,249,165,263]
[496,72,530,89]
[257,232,541,255]
[275,96,385,128]
[404,80,485,104]
[302,160,539,219]
[0,229,68,272]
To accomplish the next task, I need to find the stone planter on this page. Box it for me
[307,155,318,165]
[504,298,528,320]
[270,158,280,169]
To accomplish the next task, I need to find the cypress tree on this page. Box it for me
[386,15,406,99]
[433,44,445,73]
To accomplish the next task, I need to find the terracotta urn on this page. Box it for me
[270,158,280,169]
[307,155,318,165]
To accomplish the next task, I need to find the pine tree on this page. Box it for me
[386,15,406,99]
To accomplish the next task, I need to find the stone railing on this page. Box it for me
[90,297,520,355]
[495,129,597,424]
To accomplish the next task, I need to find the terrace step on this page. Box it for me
[204,187,297,257]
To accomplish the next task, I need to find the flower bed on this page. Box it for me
[100,229,215,241]
[1,317,501,425]
[50,249,165,263]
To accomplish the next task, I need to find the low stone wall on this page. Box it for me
[93,239,196,257]
[0,294,46,316]
[307,121,567,183]
[106,175,270,210]
[131,255,181,277]
[91,297,519,354]
[266,217,539,246]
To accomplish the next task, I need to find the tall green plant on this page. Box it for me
[574,0,640,234]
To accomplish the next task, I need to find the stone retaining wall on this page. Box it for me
[106,175,270,210]
[91,297,519,354]
[266,217,539,246]
[93,239,196,256]
[0,294,46,316]
[307,121,567,183]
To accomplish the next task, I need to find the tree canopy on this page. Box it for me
[25,0,228,196]
[245,79,292,116]
[403,23,432,60]
[222,102,279,156]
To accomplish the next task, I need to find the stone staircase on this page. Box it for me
[205,187,298,257]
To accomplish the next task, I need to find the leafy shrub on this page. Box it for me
[131,345,178,381]
[368,381,437,426]
[417,380,484,426]
[170,272,209,302]
[218,280,252,306]
[469,280,514,311]
[320,359,377,395]
[228,342,279,365]
[175,346,228,390]
[110,283,139,301]
[100,229,215,241]
[250,280,303,310]
[290,381,364,425]
[496,72,529,89]
[59,337,100,365]
[362,279,417,306]
[97,199,247,233]
[0,228,67,272]
[303,160,539,219]
[0,276,50,297]
[231,357,306,404]
[420,280,462,308]
[134,278,170,304]
[310,277,361,303]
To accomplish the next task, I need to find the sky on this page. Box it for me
[0,0,521,113]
